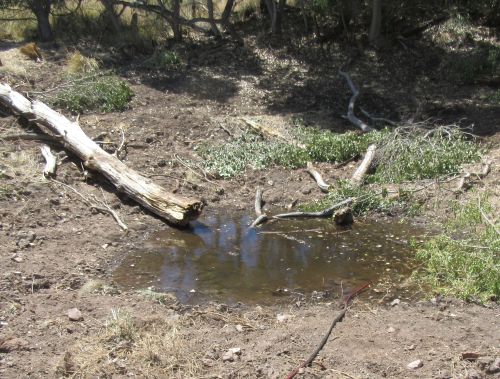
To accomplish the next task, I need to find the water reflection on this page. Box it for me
[114,213,422,303]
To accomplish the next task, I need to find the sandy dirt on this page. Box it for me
[0,29,499,379]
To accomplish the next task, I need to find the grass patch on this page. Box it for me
[371,126,482,183]
[141,49,180,70]
[66,51,100,74]
[138,288,177,305]
[65,309,201,377]
[53,73,133,113]
[444,43,500,83]
[415,196,500,303]
[197,128,376,178]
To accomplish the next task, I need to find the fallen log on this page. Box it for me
[0,83,203,226]
[351,144,377,185]
[250,188,268,228]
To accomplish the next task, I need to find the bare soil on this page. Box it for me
[0,27,499,379]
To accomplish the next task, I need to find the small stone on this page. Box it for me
[222,347,241,362]
[267,180,274,186]
[390,299,400,306]
[202,358,214,367]
[486,357,500,374]
[406,344,416,351]
[235,324,243,332]
[67,308,83,322]
[157,159,167,167]
[277,313,291,323]
[407,359,423,369]
[387,327,396,333]
[11,255,23,263]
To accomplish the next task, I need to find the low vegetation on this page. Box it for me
[415,196,500,303]
[53,73,133,113]
[63,309,201,377]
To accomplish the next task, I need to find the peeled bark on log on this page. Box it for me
[352,144,376,185]
[40,145,57,177]
[0,83,203,226]
[306,162,330,192]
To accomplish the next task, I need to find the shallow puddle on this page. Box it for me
[114,213,425,304]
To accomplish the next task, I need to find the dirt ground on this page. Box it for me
[0,26,499,379]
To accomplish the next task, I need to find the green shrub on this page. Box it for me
[371,127,482,183]
[142,50,180,70]
[53,74,133,113]
[415,197,500,302]
[198,128,377,178]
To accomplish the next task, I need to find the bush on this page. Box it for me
[371,126,482,183]
[53,74,133,113]
[141,49,180,70]
[444,43,500,83]
[415,197,500,302]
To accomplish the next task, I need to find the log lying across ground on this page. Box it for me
[0,84,203,226]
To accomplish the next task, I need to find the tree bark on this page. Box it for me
[29,0,53,42]
[0,84,204,226]
[100,0,123,33]
[207,0,221,37]
[172,0,182,41]
[368,0,382,45]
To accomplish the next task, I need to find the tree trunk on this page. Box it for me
[369,0,382,45]
[29,0,53,42]
[172,0,182,41]
[274,0,286,35]
[100,0,123,33]
[207,0,221,37]
[220,0,235,27]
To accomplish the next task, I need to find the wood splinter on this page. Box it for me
[40,145,57,177]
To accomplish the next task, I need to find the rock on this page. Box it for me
[276,313,291,323]
[67,308,83,321]
[16,231,36,248]
[390,299,401,306]
[222,347,242,362]
[461,352,481,361]
[235,324,244,332]
[407,359,423,369]
[0,336,29,352]
[387,327,396,333]
[202,358,214,367]
[486,357,500,374]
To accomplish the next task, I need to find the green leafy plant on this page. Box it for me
[371,126,482,183]
[415,196,500,303]
[53,74,133,113]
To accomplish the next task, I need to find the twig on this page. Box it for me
[50,178,128,232]
[114,125,127,159]
[360,108,397,126]
[338,70,372,133]
[40,145,57,178]
[284,281,372,379]
[478,196,499,236]
[306,162,330,192]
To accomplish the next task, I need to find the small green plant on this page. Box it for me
[371,126,482,183]
[415,196,500,303]
[142,49,180,69]
[53,74,133,113]
[106,309,136,343]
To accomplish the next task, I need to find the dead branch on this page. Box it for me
[51,179,128,231]
[40,145,57,178]
[338,71,372,133]
[351,144,377,185]
[306,162,330,192]
[0,84,203,226]
[250,188,268,228]
[284,281,372,379]
[272,198,353,219]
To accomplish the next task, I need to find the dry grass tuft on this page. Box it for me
[0,149,45,199]
[66,309,202,378]
[66,51,100,74]
[78,279,119,296]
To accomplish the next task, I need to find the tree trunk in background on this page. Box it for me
[29,0,53,41]
[172,0,182,41]
[274,0,286,35]
[220,0,235,27]
[207,0,221,37]
[369,0,382,45]
[100,0,122,33]
[262,0,285,35]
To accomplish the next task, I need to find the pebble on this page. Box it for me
[487,357,500,374]
[222,347,241,362]
[277,314,291,323]
[235,324,243,332]
[67,308,83,322]
[407,359,423,369]
[387,327,396,333]
[466,369,483,379]
[390,299,400,306]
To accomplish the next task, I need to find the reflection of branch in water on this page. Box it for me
[274,233,307,245]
